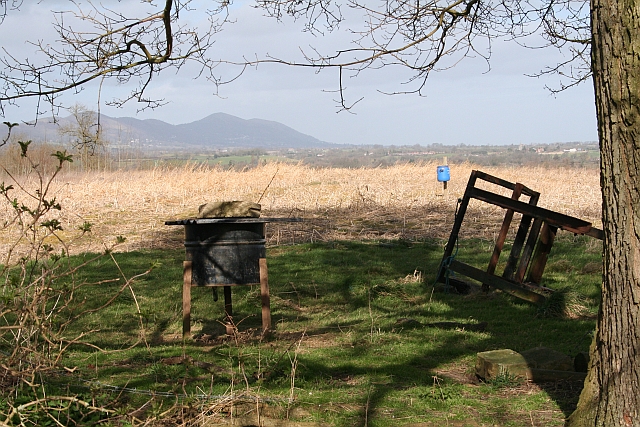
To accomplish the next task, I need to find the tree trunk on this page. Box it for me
[567,0,640,424]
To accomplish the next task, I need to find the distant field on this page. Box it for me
[0,162,601,258]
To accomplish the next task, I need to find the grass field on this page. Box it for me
[0,162,603,426]
[3,236,601,426]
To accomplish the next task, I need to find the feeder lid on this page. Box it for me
[165,217,303,225]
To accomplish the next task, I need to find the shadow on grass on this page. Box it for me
[262,240,593,424]
[59,238,597,425]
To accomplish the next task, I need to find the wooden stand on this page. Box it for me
[165,217,302,340]
[182,259,271,338]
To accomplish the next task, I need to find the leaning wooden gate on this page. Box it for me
[437,170,603,304]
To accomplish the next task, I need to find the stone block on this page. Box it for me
[476,347,586,383]
[476,349,528,380]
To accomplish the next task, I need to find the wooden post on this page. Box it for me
[526,223,558,284]
[443,156,449,192]
[260,258,271,333]
[515,217,544,283]
[182,261,192,339]
[224,286,234,335]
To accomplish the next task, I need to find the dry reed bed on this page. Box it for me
[1,162,601,257]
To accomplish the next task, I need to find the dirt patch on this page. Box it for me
[434,362,480,386]
[402,422,483,427]
[200,402,329,427]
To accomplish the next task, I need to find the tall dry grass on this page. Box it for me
[0,161,601,256]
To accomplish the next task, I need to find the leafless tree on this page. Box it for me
[57,103,106,170]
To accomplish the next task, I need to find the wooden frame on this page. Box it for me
[438,170,602,304]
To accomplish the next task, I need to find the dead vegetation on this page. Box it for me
[0,162,602,258]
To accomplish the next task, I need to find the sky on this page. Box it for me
[0,1,598,146]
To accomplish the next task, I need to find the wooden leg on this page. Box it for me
[260,258,271,333]
[526,223,558,284]
[516,217,544,283]
[183,261,192,339]
[224,286,234,335]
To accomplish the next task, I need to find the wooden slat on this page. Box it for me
[503,214,533,281]
[503,191,540,281]
[487,183,524,276]
[472,170,540,197]
[585,227,604,240]
[449,260,547,304]
[516,218,543,283]
[469,188,595,234]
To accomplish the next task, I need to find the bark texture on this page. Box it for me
[568,0,640,424]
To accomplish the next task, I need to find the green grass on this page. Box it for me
[2,235,602,426]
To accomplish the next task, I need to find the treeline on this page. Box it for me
[1,132,599,176]
[260,142,599,169]
[0,139,152,175]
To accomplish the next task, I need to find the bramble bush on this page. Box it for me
[0,123,149,425]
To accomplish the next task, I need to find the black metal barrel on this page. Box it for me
[186,221,265,286]
[167,218,267,286]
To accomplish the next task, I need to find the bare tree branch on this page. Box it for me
[0,0,230,116]
[0,0,590,115]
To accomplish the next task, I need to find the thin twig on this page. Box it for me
[257,167,279,204]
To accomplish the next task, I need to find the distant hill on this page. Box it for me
[16,112,334,150]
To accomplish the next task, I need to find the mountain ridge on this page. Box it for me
[17,112,334,150]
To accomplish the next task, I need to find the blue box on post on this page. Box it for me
[437,165,451,182]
